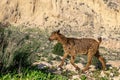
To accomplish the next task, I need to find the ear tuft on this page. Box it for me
[57,30,60,33]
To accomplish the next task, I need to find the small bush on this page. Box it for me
[0,26,41,72]
[52,43,64,56]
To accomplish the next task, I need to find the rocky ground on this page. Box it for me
[29,26,120,80]
[33,53,120,80]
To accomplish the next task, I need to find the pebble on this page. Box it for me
[72,75,80,80]
[110,73,114,77]
[100,71,106,77]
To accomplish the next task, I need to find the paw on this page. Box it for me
[75,67,80,71]
[57,65,63,70]
[57,66,63,71]
[58,65,62,68]
[81,70,85,73]
[103,67,107,71]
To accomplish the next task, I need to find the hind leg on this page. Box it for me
[95,51,106,70]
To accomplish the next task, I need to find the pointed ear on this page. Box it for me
[57,30,60,33]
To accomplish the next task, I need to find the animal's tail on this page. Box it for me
[98,37,102,44]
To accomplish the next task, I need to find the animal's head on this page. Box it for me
[49,30,60,41]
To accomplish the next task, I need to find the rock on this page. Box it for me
[110,73,114,77]
[100,71,106,77]
[113,76,120,80]
[107,61,120,68]
[89,65,96,71]
[109,66,113,69]
[33,61,52,69]
[65,63,84,72]
[118,68,120,73]
[38,63,48,69]
[72,75,80,80]
[112,53,118,56]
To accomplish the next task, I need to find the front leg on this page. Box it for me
[70,56,80,71]
[58,53,68,68]
[82,52,93,72]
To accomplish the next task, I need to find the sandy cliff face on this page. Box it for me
[0,0,120,51]
[0,0,120,26]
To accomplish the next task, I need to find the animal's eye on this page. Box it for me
[54,32,57,34]
[53,32,56,34]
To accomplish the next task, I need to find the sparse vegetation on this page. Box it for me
[0,26,68,79]
[0,25,120,80]
[92,56,102,69]
[0,67,68,80]
[80,75,87,80]
[52,43,64,56]
[0,26,41,72]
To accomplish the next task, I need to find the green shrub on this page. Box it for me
[0,26,41,72]
[52,43,64,56]
[92,56,102,69]
[0,68,68,80]
[100,77,108,80]
[80,75,87,80]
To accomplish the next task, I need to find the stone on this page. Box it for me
[72,75,80,80]
[107,61,120,68]
[100,71,106,77]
